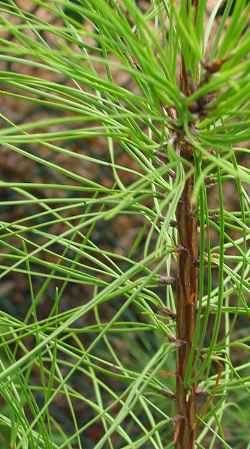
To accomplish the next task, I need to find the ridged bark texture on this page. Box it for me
[174,0,199,441]
[175,173,198,449]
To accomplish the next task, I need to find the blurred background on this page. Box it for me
[0,1,249,448]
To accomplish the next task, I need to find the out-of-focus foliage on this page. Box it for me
[0,1,249,448]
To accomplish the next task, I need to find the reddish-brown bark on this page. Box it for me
[174,1,199,445]
[175,174,198,449]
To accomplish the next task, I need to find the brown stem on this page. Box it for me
[175,173,198,449]
[174,2,199,447]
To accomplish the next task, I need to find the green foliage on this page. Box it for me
[0,1,249,448]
